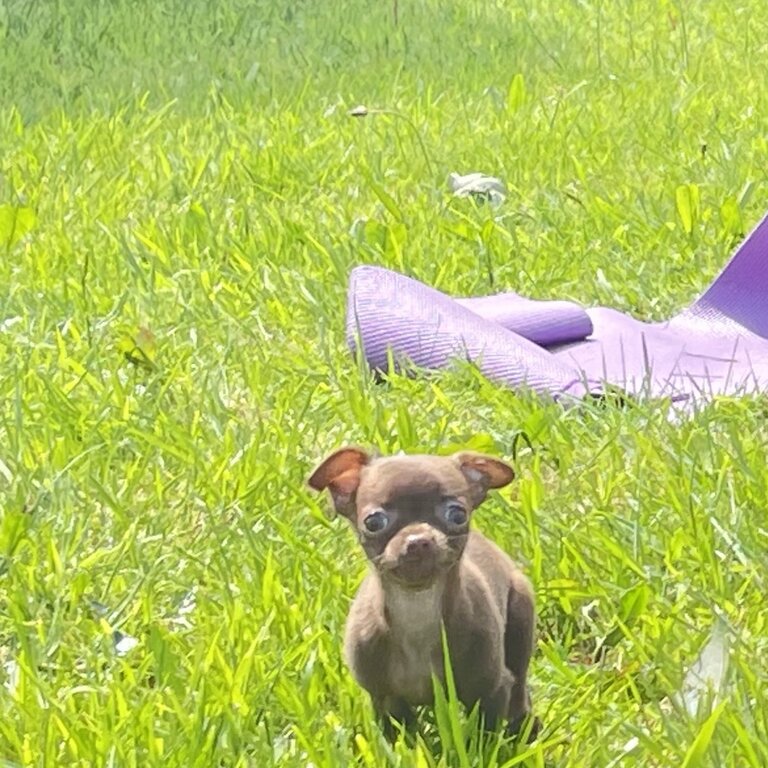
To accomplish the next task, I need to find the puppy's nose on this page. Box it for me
[404,534,434,557]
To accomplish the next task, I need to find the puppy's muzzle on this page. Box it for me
[401,532,437,561]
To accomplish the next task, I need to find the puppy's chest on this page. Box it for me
[386,587,445,704]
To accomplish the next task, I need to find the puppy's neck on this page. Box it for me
[378,572,454,636]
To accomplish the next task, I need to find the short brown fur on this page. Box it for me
[308,449,539,740]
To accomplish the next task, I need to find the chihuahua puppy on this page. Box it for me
[308,448,538,740]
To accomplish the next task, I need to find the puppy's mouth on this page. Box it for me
[377,545,460,587]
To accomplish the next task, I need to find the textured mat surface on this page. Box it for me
[346,213,768,403]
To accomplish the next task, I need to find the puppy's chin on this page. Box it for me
[389,558,441,588]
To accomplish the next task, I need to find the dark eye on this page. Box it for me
[363,510,389,534]
[444,503,468,527]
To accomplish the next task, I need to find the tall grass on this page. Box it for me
[0,1,766,765]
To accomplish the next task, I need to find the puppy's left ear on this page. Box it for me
[453,451,515,507]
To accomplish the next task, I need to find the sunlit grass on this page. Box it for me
[0,0,767,765]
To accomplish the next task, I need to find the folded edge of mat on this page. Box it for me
[346,265,593,399]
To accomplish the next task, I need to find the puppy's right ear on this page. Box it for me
[307,448,370,519]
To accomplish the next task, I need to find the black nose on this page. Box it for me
[404,534,433,557]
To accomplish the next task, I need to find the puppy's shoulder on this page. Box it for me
[464,530,533,598]
[343,573,393,693]
[346,573,386,636]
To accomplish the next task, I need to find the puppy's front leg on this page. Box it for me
[476,669,513,731]
[503,581,540,741]
[373,696,416,741]
[471,668,539,741]
[503,678,541,742]
[506,709,541,742]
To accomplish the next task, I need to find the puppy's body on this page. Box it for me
[347,531,534,731]
[309,451,537,738]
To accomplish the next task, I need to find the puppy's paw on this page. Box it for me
[506,712,542,743]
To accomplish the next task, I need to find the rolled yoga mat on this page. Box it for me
[346,212,768,403]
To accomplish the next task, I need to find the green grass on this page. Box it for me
[1,0,767,765]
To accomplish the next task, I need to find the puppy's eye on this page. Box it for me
[444,503,468,527]
[363,510,389,534]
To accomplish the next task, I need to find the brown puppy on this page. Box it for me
[308,448,538,740]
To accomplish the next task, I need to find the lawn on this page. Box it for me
[0,0,767,765]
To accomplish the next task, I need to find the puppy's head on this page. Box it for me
[308,449,514,588]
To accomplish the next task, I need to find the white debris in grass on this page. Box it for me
[3,659,20,695]
[448,172,506,205]
[680,618,730,717]
[114,631,140,656]
[605,736,640,768]
[169,588,198,630]
[0,316,22,332]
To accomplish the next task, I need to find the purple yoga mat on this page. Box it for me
[455,294,593,346]
[346,212,768,403]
